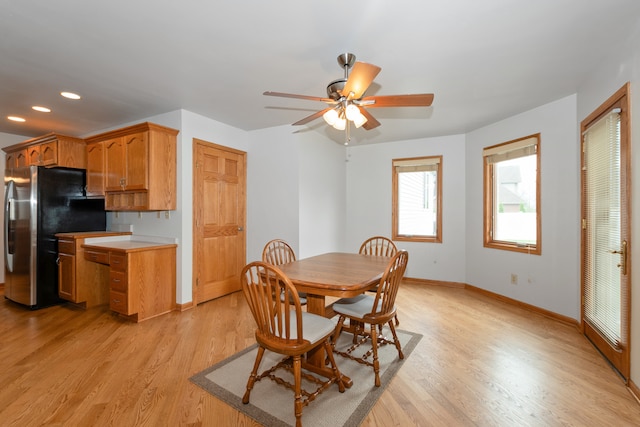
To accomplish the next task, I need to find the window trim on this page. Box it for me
[483,134,541,255]
[392,155,443,243]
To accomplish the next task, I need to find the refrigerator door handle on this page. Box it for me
[4,179,15,272]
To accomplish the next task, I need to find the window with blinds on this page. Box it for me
[392,156,442,242]
[583,109,622,348]
[483,134,541,254]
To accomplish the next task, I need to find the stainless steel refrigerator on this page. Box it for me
[4,166,106,309]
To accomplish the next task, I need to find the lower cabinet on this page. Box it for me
[56,233,123,308]
[82,243,177,322]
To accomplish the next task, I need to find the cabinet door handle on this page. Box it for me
[55,257,60,265]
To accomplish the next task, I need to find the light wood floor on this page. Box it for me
[1,283,639,426]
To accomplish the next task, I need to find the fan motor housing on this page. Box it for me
[327,79,346,100]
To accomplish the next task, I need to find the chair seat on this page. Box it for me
[280,292,308,305]
[333,294,387,319]
[290,312,337,343]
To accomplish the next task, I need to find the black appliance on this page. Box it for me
[4,166,106,308]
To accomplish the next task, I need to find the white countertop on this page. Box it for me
[83,234,178,249]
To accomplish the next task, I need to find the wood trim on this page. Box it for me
[85,122,179,143]
[628,379,640,405]
[580,82,631,380]
[2,133,85,153]
[392,155,443,243]
[403,277,465,288]
[465,284,578,327]
[176,301,195,311]
[402,277,579,328]
[483,133,542,255]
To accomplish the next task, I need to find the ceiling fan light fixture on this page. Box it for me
[323,108,339,125]
[353,113,368,128]
[333,116,346,130]
[345,103,360,121]
[264,52,434,141]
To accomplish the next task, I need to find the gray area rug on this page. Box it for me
[190,327,422,427]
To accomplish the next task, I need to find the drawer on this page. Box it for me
[58,239,75,255]
[109,290,130,315]
[109,253,127,271]
[84,249,109,265]
[109,270,127,292]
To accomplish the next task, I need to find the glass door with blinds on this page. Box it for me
[581,83,630,381]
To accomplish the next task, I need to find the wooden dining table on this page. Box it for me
[277,252,392,386]
[277,252,391,316]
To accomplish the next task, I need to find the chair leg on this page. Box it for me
[243,346,265,404]
[323,340,346,392]
[331,316,347,349]
[394,313,400,326]
[370,323,381,387]
[293,355,303,427]
[388,320,404,360]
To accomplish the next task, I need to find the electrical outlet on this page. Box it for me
[510,274,518,285]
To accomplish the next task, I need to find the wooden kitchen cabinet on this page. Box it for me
[5,149,27,169]
[85,141,105,197]
[3,133,86,169]
[81,241,177,322]
[85,122,178,211]
[56,232,132,308]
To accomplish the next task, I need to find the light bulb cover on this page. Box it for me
[323,109,339,125]
[333,117,346,130]
[345,104,360,121]
[353,112,368,128]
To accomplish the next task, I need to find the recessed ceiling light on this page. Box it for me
[7,116,26,122]
[32,106,51,113]
[60,91,81,100]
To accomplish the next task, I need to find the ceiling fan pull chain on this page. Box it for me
[346,120,351,145]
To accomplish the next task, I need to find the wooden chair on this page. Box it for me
[240,261,346,427]
[262,239,307,305]
[262,238,297,265]
[359,236,398,257]
[359,236,400,325]
[331,250,409,387]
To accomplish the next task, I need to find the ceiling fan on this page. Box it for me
[264,53,434,144]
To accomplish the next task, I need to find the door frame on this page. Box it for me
[580,82,631,380]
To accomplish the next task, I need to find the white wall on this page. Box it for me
[297,133,347,258]
[345,134,467,282]
[465,95,579,318]
[246,125,300,262]
[246,125,347,260]
[576,15,640,392]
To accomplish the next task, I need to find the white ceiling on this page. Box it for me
[1,1,639,145]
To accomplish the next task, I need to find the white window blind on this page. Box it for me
[393,157,440,172]
[393,156,440,238]
[583,108,622,348]
[483,136,538,164]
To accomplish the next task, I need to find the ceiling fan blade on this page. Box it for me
[361,93,434,108]
[292,108,332,126]
[264,91,335,103]
[341,62,381,100]
[359,108,381,130]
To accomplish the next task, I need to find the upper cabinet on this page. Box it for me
[85,141,105,197]
[85,122,179,211]
[3,133,86,170]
